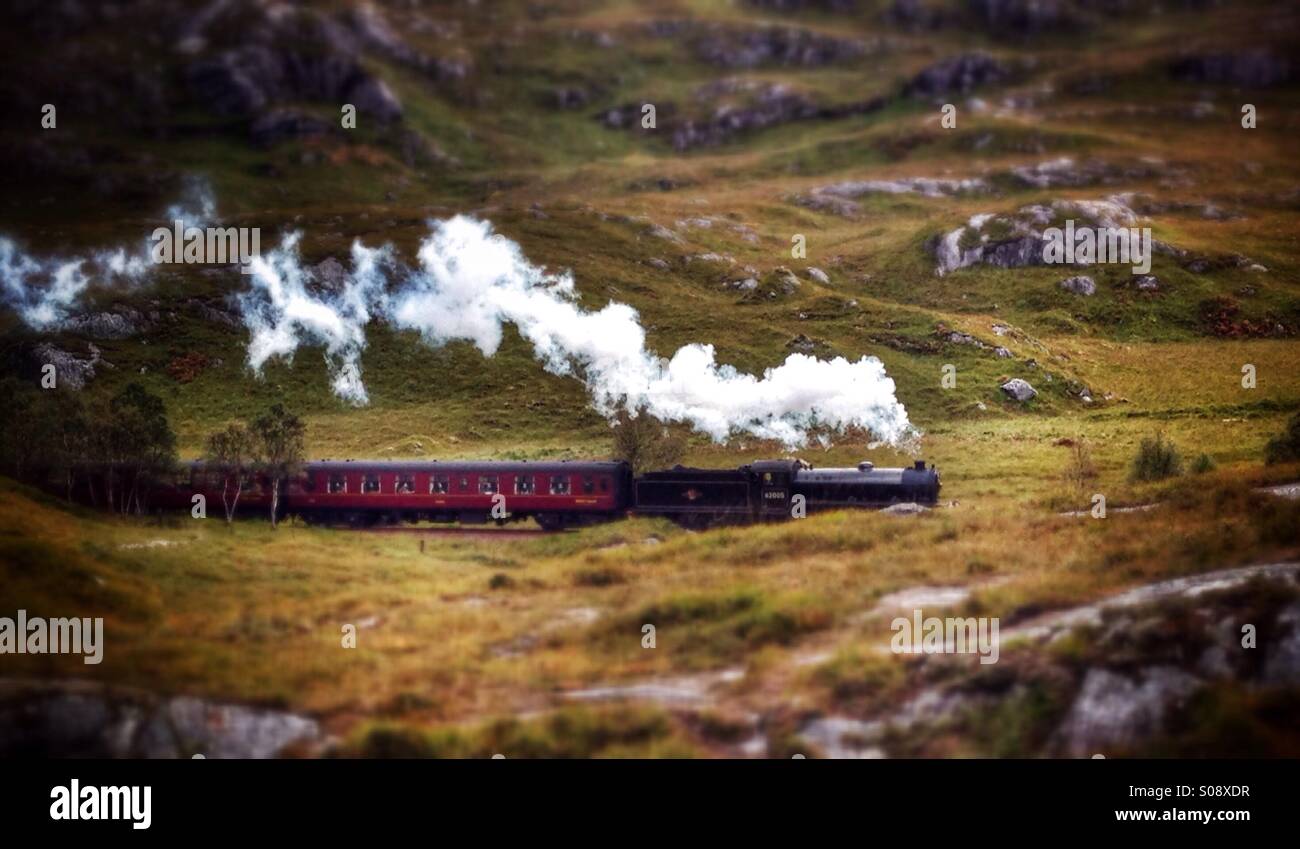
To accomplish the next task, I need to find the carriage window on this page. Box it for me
[396,475,415,494]
[479,475,499,495]
[582,475,594,494]
[549,476,570,495]
[241,476,256,492]
[328,474,346,493]
[431,475,449,494]
[599,477,609,493]
[363,475,380,494]
[459,477,469,492]
[515,475,535,495]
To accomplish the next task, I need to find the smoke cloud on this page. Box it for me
[238,235,393,405]
[0,180,214,329]
[389,216,912,446]
[242,215,914,447]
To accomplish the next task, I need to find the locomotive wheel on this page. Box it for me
[671,513,713,530]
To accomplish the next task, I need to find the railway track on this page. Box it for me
[339,525,556,539]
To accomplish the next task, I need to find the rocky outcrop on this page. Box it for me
[58,308,150,339]
[1112,191,1237,221]
[767,267,802,296]
[692,24,866,68]
[884,0,950,30]
[1059,275,1096,296]
[29,343,109,390]
[796,159,1170,217]
[1169,50,1293,88]
[639,18,865,68]
[932,196,1140,276]
[188,44,401,123]
[249,108,332,147]
[345,76,404,124]
[938,327,1015,360]
[598,101,679,130]
[599,78,883,150]
[731,267,801,300]
[311,257,350,293]
[342,2,471,83]
[1264,602,1300,685]
[1005,157,1168,190]
[969,0,1079,38]
[185,298,241,328]
[786,333,818,354]
[1054,667,1201,757]
[797,563,1300,758]
[1001,377,1037,402]
[0,679,323,758]
[677,81,883,151]
[796,176,988,214]
[795,193,863,217]
[396,128,457,169]
[906,52,1008,96]
[184,1,407,130]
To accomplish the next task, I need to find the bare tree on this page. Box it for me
[205,423,255,524]
[252,404,305,528]
[611,407,686,475]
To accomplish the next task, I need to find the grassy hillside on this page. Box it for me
[1,0,1296,458]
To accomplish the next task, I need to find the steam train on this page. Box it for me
[162,458,941,529]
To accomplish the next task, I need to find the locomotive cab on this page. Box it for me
[748,459,801,519]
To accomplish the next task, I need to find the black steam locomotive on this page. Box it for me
[634,459,941,528]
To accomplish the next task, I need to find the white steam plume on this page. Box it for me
[238,234,392,405]
[0,180,214,329]
[390,216,912,445]
[242,215,914,447]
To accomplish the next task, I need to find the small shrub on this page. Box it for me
[1254,500,1300,546]
[166,351,212,383]
[572,566,626,587]
[1265,412,1300,465]
[488,572,515,590]
[1131,433,1183,482]
[1061,438,1098,492]
[353,725,465,758]
[1191,453,1217,474]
